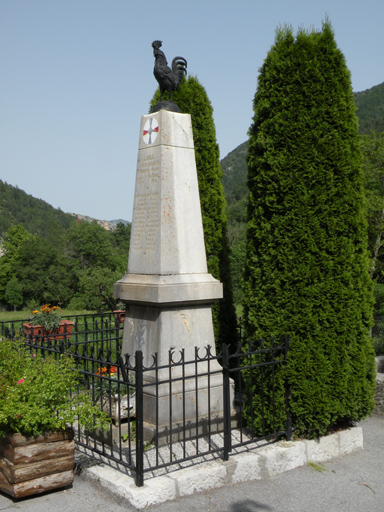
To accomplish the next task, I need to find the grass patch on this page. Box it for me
[307,461,326,473]
[0,309,96,322]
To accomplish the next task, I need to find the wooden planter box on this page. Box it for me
[23,320,74,341]
[0,429,75,498]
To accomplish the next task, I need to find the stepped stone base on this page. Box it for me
[143,408,240,446]
[81,425,364,509]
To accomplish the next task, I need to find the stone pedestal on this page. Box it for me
[114,109,235,442]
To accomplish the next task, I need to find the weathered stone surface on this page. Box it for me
[114,109,223,365]
[374,373,384,416]
[126,110,207,276]
[123,476,177,509]
[261,441,307,477]
[114,109,228,438]
[142,377,225,424]
[339,426,363,454]
[231,452,263,483]
[168,461,227,497]
[121,305,217,367]
[115,274,222,307]
[85,465,177,509]
[306,432,340,463]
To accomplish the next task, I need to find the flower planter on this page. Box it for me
[113,310,125,325]
[23,320,74,341]
[0,429,75,498]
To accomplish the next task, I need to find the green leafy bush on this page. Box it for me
[0,338,111,437]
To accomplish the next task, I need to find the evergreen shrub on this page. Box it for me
[243,20,376,438]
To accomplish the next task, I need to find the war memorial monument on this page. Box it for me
[114,42,234,442]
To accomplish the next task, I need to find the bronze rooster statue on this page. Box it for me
[152,40,187,102]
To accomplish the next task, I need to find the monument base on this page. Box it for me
[114,109,233,445]
[120,303,221,368]
[139,372,237,446]
[151,100,181,113]
[142,408,240,446]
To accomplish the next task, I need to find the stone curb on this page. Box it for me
[81,426,363,509]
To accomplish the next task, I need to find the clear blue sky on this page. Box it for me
[1,0,383,222]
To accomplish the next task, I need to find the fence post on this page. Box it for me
[284,335,292,441]
[135,350,144,487]
[222,343,232,461]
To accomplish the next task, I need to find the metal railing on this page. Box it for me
[0,312,122,342]
[21,328,291,487]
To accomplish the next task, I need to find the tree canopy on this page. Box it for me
[0,221,131,312]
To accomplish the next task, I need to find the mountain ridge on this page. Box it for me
[0,179,130,239]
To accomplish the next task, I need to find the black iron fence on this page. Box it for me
[19,324,291,487]
[0,311,122,342]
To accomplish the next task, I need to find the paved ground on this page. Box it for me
[0,415,382,512]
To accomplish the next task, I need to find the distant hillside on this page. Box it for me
[0,180,130,239]
[0,180,75,238]
[221,141,248,224]
[354,82,384,134]
[67,213,130,231]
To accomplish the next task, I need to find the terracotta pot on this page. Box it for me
[0,428,75,498]
[23,320,74,341]
[113,310,125,324]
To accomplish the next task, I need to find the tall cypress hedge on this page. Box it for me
[151,76,237,346]
[243,21,376,438]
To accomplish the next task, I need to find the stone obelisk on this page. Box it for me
[114,108,232,442]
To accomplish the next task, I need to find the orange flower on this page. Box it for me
[96,367,108,375]
[110,366,118,374]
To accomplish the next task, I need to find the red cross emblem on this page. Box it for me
[143,118,159,144]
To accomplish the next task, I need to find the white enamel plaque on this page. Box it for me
[142,118,159,145]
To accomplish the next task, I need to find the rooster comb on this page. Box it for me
[152,40,162,49]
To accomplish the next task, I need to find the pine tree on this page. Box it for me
[243,21,376,438]
[150,76,238,346]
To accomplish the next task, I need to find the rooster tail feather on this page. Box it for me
[171,56,187,88]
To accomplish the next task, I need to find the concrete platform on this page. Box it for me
[2,416,384,512]
[78,425,364,509]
